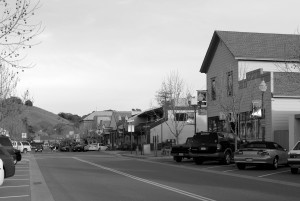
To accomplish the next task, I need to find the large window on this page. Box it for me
[211,77,216,100]
[227,71,233,96]
[175,113,187,121]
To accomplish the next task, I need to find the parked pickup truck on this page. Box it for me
[171,137,194,162]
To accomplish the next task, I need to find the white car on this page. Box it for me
[84,143,108,151]
[288,141,300,174]
[12,141,32,153]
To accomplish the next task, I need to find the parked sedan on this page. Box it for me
[0,146,15,179]
[84,143,108,151]
[287,141,300,174]
[234,141,288,170]
[72,144,85,152]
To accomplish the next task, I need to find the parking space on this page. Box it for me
[158,158,300,186]
[0,156,31,201]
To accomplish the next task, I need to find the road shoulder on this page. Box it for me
[29,154,55,201]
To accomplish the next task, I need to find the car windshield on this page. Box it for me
[194,132,218,143]
[293,142,300,150]
[244,142,274,149]
[0,137,13,146]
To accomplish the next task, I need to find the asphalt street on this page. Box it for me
[1,151,300,201]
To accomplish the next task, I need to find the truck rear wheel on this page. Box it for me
[194,157,203,165]
[174,156,182,162]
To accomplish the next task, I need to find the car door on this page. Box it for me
[274,143,288,164]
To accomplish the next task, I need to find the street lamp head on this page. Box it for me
[259,80,267,92]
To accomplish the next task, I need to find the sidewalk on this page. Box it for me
[107,149,173,160]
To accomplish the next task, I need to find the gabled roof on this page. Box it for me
[200,31,300,73]
[83,111,113,121]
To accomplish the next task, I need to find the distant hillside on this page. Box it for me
[21,105,72,127]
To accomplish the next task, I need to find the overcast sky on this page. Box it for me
[16,0,300,116]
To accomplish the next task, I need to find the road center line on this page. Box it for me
[223,169,238,173]
[6,179,29,181]
[0,185,29,189]
[258,170,290,178]
[73,157,216,201]
[0,195,30,199]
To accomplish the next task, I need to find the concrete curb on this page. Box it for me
[29,154,55,201]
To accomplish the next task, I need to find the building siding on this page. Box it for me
[206,40,238,118]
[272,98,300,130]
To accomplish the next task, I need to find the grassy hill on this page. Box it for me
[21,105,72,127]
[1,105,75,140]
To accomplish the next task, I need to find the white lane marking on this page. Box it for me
[0,195,30,199]
[13,175,28,177]
[223,169,238,173]
[73,157,216,201]
[258,170,290,178]
[16,167,29,169]
[202,166,223,170]
[5,179,29,181]
[0,185,29,189]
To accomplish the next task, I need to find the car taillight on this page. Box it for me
[217,144,222,150]
[257,150,269,156]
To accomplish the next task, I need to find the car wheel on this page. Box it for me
[271,157,278,170]
[222,152,231,165]
[291,168,298,174]
[174,156,182,163]
[194,157,203,165]
[236,163,246,170]
[23,149,27,154]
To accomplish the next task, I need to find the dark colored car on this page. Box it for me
[190,131,240,165]
[72,144,84,152]
[0,135,17,164]
[35,144,43,152]
[0,146,15,178]
[31,142,44,152]
[171,137,194,162]
[60,145,70,152]
[14,149,22,162]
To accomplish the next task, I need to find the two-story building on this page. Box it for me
[200,31,300,149]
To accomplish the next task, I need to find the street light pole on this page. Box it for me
[259,80,267,141]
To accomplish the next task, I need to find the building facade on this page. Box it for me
[200,31,300,149]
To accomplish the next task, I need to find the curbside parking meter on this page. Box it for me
[0,159,4,186]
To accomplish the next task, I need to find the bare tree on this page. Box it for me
[0,0,43,69]
[155,71,191,144]
[0,0,42,138]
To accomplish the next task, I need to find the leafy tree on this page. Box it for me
[25,99,33,106]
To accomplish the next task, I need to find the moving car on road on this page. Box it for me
[190,132,240,165]
[234,141,288,170]
[287,141,300,174]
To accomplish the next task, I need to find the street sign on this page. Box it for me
[21,133,27,139]
[128,125,135,132]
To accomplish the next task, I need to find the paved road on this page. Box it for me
[35,151,300,201]
[1,151,300,201]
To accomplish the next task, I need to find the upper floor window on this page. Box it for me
[227,71,233,96]
[211,77,216,100]
[175,113,187,121]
